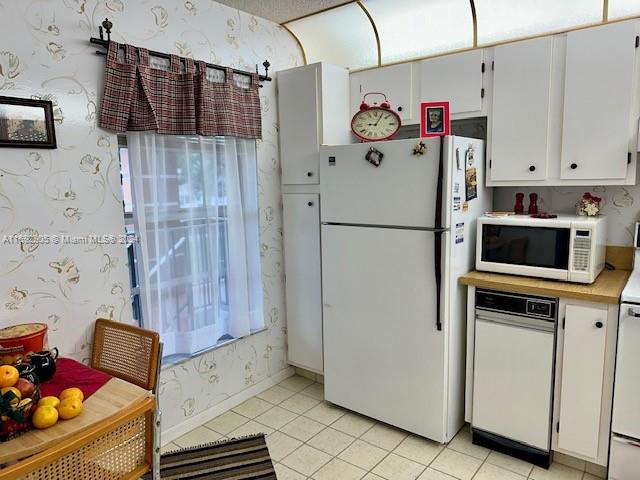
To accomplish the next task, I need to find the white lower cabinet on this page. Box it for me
[553,300,618,465]
[282,193,323,373]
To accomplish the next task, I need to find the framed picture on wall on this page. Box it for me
[0,96,57,149]
[420,101,450,138]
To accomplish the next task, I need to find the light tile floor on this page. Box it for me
[166,375,605,480]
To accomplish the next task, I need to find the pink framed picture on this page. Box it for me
[420,101,450,138]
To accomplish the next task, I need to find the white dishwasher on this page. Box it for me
[472,289,557,468]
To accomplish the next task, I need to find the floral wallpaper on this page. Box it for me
[0,0,302,430]
[494,185,640,246]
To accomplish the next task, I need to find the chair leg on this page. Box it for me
[152,342,164,480]
[152,409,162,480]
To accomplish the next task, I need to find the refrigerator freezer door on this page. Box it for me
[612,304,640,439]
[320,138,445,228]
[322,224,447,441]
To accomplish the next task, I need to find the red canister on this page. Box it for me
[0,323,48,365]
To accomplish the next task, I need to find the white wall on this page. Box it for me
[493,185,639,246]
[0,0,302,430]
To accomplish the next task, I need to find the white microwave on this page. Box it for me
[476,215,607,283]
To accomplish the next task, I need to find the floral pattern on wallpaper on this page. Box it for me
[494,185,640,245]
[0,0,302,429]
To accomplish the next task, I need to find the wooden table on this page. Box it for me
[0,378,155,480]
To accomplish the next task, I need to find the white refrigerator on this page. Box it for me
[320,136,492,443]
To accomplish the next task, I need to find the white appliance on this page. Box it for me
[476,214,607,283]
[320,136,491,443]
[472,289,557,468]
[610,222,640,479]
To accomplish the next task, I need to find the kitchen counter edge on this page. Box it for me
[459,269,630,304]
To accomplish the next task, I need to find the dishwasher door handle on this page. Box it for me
[476,313,556,333]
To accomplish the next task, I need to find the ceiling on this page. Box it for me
[216,0,354,23]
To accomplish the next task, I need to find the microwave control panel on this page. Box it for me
[572,229,592,272]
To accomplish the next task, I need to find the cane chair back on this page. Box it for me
[91,319,161,392]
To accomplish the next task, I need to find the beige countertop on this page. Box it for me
[459,269,630,304]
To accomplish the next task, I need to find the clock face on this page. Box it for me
[351,108,401,142]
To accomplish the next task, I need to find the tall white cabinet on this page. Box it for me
[278,63,350,374]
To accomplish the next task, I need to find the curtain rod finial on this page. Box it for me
[262,59,270,78]
[102,18,113,41]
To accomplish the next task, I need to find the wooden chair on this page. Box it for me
[0,319,163,480]
[92,318,162,393]
[92,319,163,480]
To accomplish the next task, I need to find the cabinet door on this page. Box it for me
[419,50,484,115]
[278,66,320,185]
[350,63,414,122]
[282,194,323,373]
[490,38,553,181]
[560,21,638,180]
[557,304,607,459]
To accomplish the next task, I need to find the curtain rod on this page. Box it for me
[90,18,272,82]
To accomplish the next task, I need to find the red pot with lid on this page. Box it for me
[0,323,49,366]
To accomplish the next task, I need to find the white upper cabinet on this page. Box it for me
[350,63,414,123]
[278,63,350,185]
[419,49,485,117]
[278,65,320,185]
[560,21,639,181]
[490,37,553,182]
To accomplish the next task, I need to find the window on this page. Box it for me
[118,133,264,362]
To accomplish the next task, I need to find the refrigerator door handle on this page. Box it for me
[433,136,445,331]
[435,230,443,331]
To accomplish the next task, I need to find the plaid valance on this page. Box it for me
[98,42,262,139]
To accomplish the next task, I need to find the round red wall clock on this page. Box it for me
[351,92,402,142]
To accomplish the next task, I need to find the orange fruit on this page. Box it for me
[59,387,84,402]
[58,397,83,420]
[0,386,21,407]
[32,405,59,429]
[38,396,61,409]
[0,365,18,388]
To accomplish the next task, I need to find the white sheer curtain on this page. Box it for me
[127,132,263,357]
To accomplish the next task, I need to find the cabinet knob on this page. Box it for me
[307,201,314,207]
[307,171,313,177]
[529,165,536,172]
[570,163,578,170]
[397,106,403,112]
[595,321,604,329]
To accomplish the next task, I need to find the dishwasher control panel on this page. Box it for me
[476,290,557,320]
